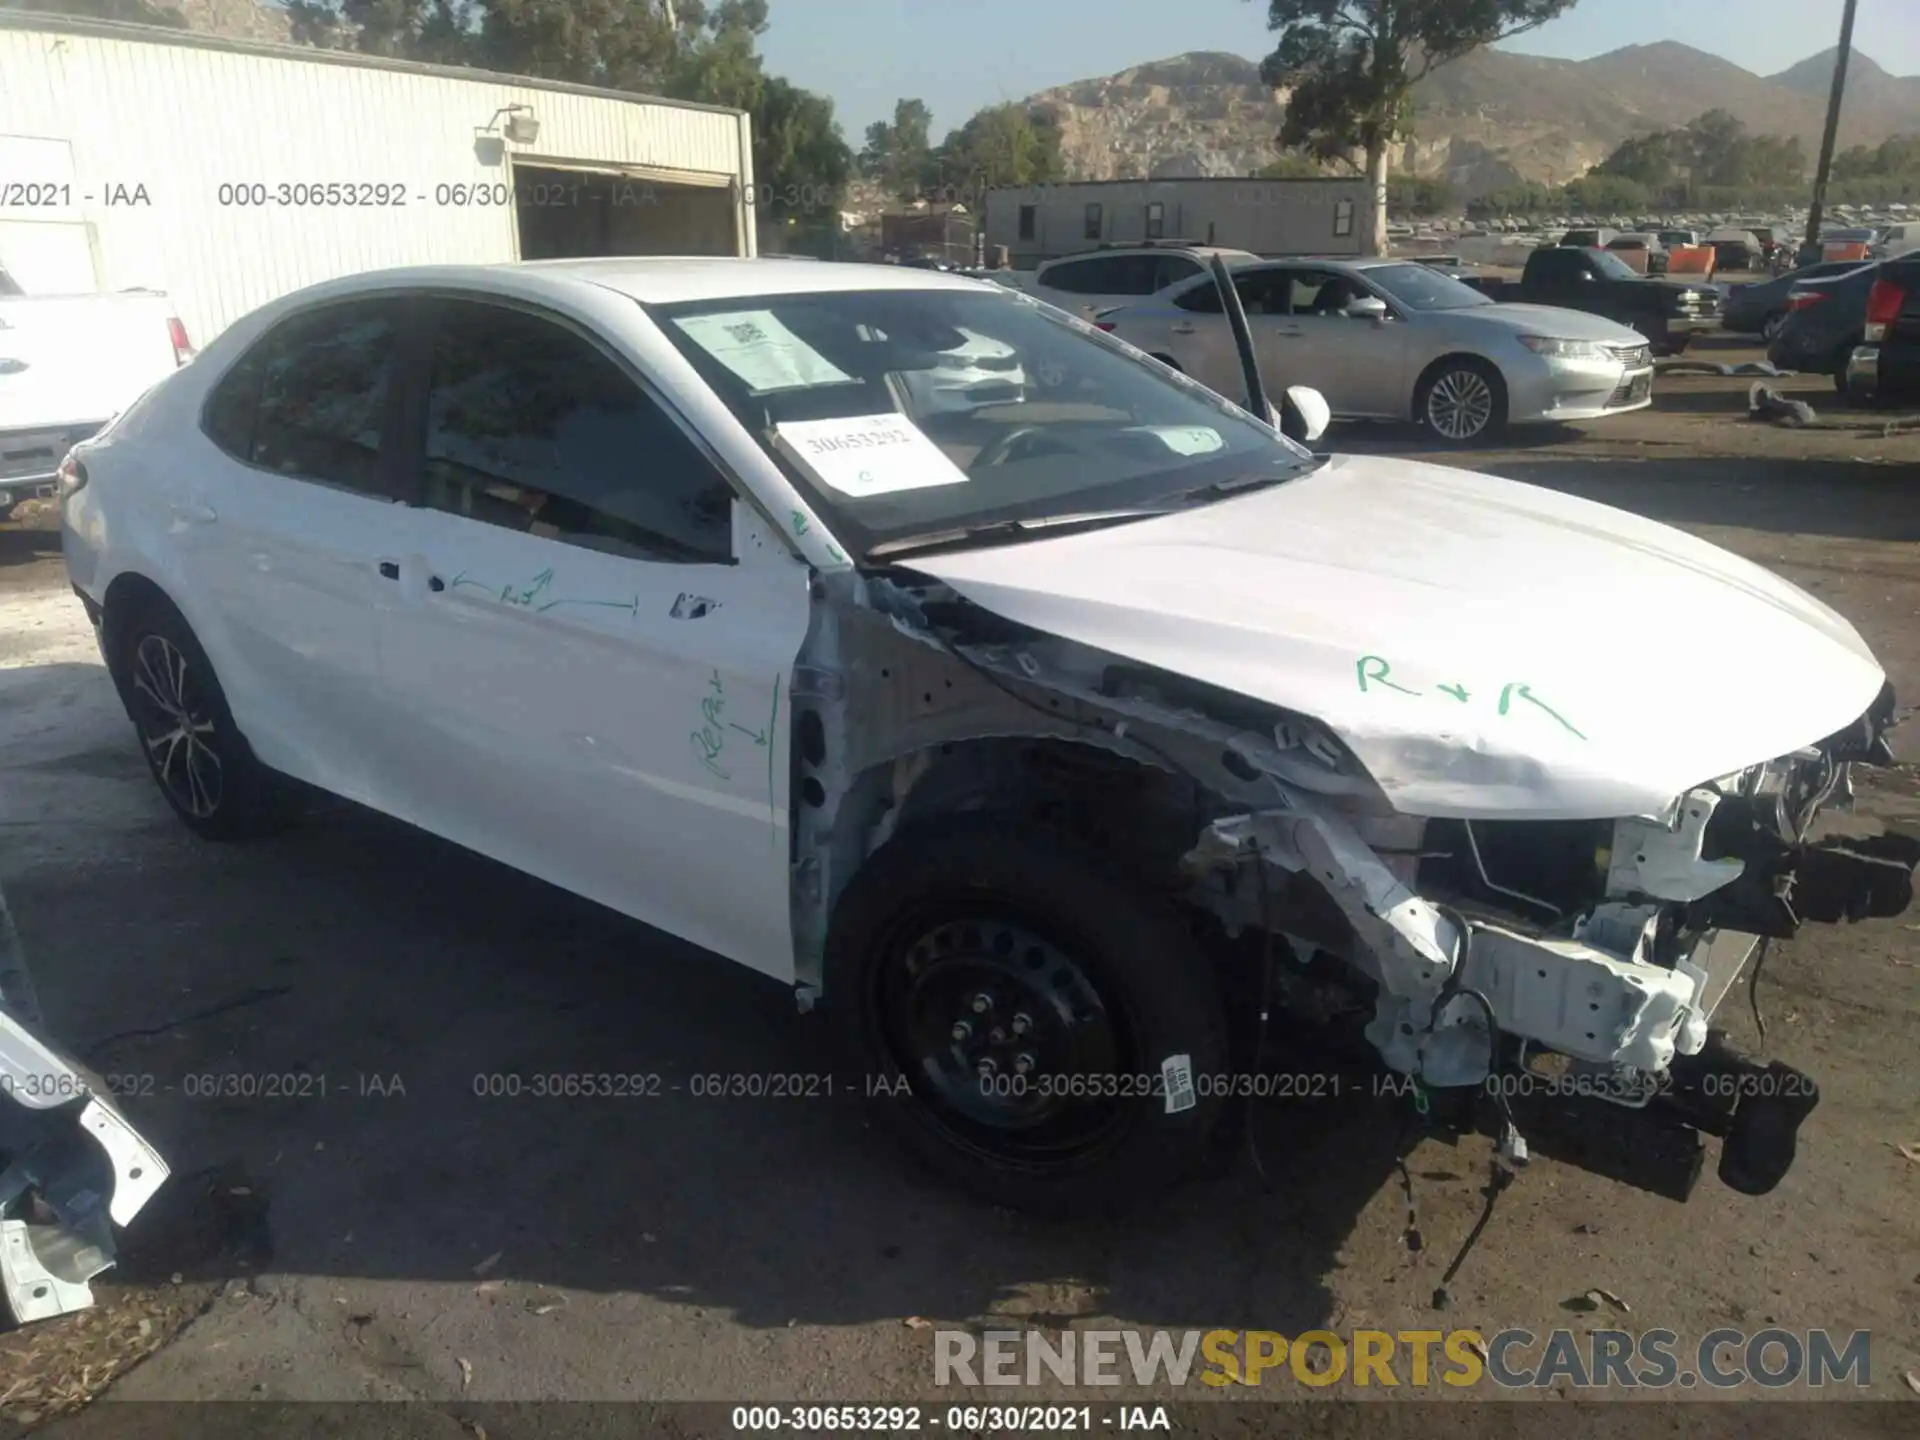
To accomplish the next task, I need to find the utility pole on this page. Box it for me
[1803,0,1860,258]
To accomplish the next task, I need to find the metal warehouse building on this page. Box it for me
[984,177,1371,268]
[0,11,756,344]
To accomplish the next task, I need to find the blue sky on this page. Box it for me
[755,0,1920,140]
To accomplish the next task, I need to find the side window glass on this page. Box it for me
[1154,256,1201,291]
[1115,255,1162,294]
[202,345,267,461]
[1173,281,1223,314]
[250,301,400,494]
[1234,271,1290,314]
[421,301,734,565]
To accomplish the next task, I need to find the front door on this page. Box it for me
[1267,269,1408,418]
[374,296,812,977]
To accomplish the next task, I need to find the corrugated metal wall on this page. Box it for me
[0,23,753,342]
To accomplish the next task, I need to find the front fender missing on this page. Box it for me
[1188,801,1486,1083]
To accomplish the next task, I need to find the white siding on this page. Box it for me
[0,22,752,342]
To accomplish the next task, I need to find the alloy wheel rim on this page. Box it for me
[131,633,223,818]
[1763,315,1783,341]
[1428,370,1493,440]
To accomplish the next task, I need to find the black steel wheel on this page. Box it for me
[826,814,1229,1216]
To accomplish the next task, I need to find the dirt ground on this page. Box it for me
[0,338,1916,1437]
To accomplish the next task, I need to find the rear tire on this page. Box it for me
[825,815,1229,1217]
[1761,313,1785,343]
[107,596,285,841]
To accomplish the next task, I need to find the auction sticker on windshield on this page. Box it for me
[774,413,972,498]
[671,310,853,393]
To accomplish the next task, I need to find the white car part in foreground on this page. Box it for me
[0,1006,170,1324]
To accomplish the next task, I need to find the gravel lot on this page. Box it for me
[1,340,1916,1437]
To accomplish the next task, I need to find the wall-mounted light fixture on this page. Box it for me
[481,104,540,145]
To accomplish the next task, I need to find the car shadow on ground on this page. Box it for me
[1465,454,1920,543]
[7,714,1433,1339]
[0,531,59,571]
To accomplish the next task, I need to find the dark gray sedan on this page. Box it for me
[1725,261,1874,340]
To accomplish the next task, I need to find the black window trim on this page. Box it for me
[196,292,425,504]
[395,288,767,568]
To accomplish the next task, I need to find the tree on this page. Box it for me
[930,103,1064,206]
[1561,172,1647,213]
[1256,153,1325,179]
[283,0,477,58]
[1595,129,1677,192]
[1254,0,1580,255]
[859,99,935,203]
[742,74,853,222]
[1386,174,1454,215]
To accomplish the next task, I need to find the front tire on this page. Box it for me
[1416,357,1507,444]
[109,597,283,840]
[825,816,1229,1217]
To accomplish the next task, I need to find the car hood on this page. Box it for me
[1454,304,1648,343]
[898,453,1885,821]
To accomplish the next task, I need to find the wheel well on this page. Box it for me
[881,736,1201,887]
[1412,352,1508,419]
[99,573,181,688]
[1149,353,1184,372]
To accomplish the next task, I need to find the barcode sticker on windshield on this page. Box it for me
[774,413,971,499]
[672,310,853,393]
[1161,1054,1196,1115]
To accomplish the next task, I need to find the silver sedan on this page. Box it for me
[1099,258,1655,443]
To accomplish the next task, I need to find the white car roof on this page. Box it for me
[260,257,1001,309]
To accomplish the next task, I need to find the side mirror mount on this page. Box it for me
[1345,295,1389,323]
[1280,385,1331,444]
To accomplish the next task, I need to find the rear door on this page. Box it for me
[372,294,811,976]
[173,296,418,803]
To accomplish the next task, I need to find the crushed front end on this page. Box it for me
[1185,681,1916,1198]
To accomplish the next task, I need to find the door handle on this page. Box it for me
[428,576,445,593]
[378,561,399,580]
[1171,322,1197,335]
[169,501,217,525]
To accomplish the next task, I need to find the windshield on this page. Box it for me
[648,284,1315,560]
[1585,248,1642,281]
[1361,263,1491,311]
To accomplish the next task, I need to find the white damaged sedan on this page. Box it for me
[58,258,1915,1216]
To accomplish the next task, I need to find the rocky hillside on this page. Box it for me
[160,0,293,41]
[1025,42,1920,196]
